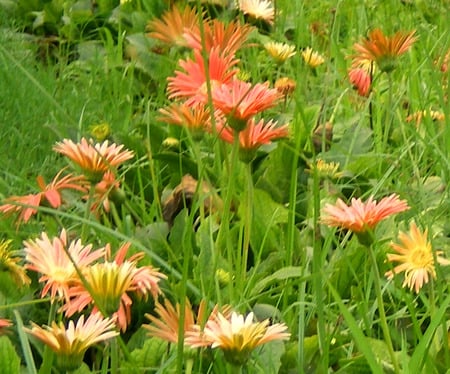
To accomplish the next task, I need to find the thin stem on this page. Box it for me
[368,244,400,373]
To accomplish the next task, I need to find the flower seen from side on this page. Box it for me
[25,313,118,372]
[53,138,134,183]
[24,229,105,301]
[0,318,12,335]
[186,311,290,366]
[89,171,123,214]
[264,42,296,64]
[211,79,282,130]
[0,239,30,286]
[0,170,87,225]
[321,193,410,233]
[385,222,450,293]
[146,5,200,47]
[275,77,296,97]
[348,67,372,97]
[238,0,275,25]
[352,28,417,72]
[301,47,325,68]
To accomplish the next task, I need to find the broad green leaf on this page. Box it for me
[0,336,21,374]
[251,266,305,296]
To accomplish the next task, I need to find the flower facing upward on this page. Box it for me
[63,243,166,331]
[167,48,239,105]
[25,313,118,372]
[264,42,296,64]
[146,5,200,47]
[321,193,410,233]
[186,311,290,366]
[24,229,105,301]
[352,28,417,72]
[53,138,134,183]
[238,0,275,25]
[385,222,450,293]
[211,79,282,130]
[0,170,87,225]
[301,47,325,68]
[0,239,30,286]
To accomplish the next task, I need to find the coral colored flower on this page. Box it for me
[0,318,12,334]
[158,102,225,136]
[186,311,290,366]
[218,118,288,151]
[385,222,450,293]
[63,243,166,331]
[89,171,122,214]
[0,239,30,286]
[238,0,275,25]
[53,138,134,183]
[301,47,325,68]
[264,42,296,64]
[167,48,239,105]
[348,67,372,97]
[25,313,118,372]
[211,79,282,129]
[144,298,231,344]
[352,28,417,72]
[0,170,87,225]
[184,19,253,56]
[23,229,105,301]
[321,193,410,233]
[146,5,200,47]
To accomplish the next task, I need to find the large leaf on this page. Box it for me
[0,336,21,374]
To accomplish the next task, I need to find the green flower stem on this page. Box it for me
[368,244,400,373]
[81,184,95,242]
[110,337,118,374]
[39,301,58,374]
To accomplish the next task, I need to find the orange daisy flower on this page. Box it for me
[321,193,410,233]
[144,298,231,344]
[0,170,87,225]
[63,242,166,331]
[25,313,118,372]
[211,79,282,130]
[146,5,200,47]
[352,28,417,72]
[385,222,450,293]
[53,138,134,183]
[167,48,239,105]
[238,0,275,25]
[24,229,105,301]
[184,19,253,56]
[186,311,290,366]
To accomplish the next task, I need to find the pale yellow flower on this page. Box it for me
[238,0,275,25]
[301,47,325,68]
[264,42,296,64]
[385,222,450,293]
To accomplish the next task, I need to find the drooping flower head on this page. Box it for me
[0,239,30,286]
[186,311,290,366]
[24,229,105,301]
[25,313,118,372]
[0,318,12,335]
[53,138,134,183]
[321,193,410,234]
[88,171,123,214]
[211,79,282,131]
[385,222,450,293]
[352,28,417,73]
[63,243,166,331]
[0,170,87,225]
[238,0,275,25]
[348,67,372,97]
[146,5,201,47]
